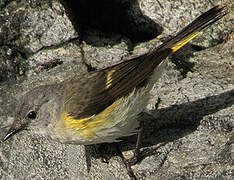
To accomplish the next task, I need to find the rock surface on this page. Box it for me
[0,0,233,179]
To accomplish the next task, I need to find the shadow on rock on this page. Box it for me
[61,0,162,44]
[86,89,234,163]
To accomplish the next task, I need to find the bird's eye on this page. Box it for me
[27,111,37,119]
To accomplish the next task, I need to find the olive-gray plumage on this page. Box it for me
[4,85,62,141]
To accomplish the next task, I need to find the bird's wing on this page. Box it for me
[62,48,171,119]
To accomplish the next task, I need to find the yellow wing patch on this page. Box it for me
[171,31,200,52]
[105,69,115,89]
[62,100,119,137]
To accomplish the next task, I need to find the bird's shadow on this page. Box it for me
[85,89,234,171]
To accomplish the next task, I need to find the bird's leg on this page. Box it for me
[127,120,144,166]
[118,121,144,179]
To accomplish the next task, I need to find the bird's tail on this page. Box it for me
[157,5,228,53]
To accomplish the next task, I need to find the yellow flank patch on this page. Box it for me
[106,70,115,89]
[62,100,119,137]
[171,31,200,52]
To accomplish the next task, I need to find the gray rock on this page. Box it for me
[0,0,233,180]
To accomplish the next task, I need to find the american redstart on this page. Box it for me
[2,6,228,150]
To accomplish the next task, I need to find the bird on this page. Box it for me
[2,5,228,156]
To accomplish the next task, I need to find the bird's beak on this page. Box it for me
[2,126,24,142]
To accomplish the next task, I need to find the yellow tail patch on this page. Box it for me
[171,31,200,52]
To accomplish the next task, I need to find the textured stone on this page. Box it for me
[0,0,233,180]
